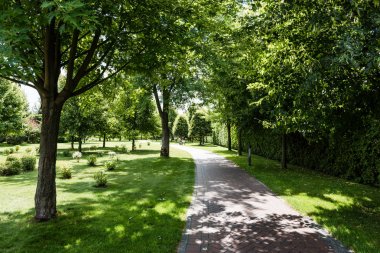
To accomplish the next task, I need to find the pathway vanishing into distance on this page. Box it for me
[175,145,351,253]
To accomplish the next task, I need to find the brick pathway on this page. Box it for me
[176,145,351,253]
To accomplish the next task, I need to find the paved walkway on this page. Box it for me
[176,145,351,253]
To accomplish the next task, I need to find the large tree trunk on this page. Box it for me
[35,98,63,221]
[227,121,232,151]
[238,128,243,156]
[281,133,288,169]
[103,133,106,148]
[153,85,170,157]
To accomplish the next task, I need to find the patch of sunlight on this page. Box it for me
[131,231,143,241]
[75,239,81,245]
[155,201,176,214]
[136,198,150,206]
[323,193,354,206]
[114,224,126,238]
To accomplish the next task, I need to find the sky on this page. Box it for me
[21,85,40,111]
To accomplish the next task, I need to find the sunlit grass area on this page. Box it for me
[0,141,194,253]
[189,143,380,253]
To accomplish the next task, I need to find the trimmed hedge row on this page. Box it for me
[212,122,380,186]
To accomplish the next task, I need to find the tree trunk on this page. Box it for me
[35,98,63,221]
[281,133,288,169]
[238,128,243,156]
[78,138,82,152]
[103,133,106,148]
[227,121,232,151]
[132,139,136,151]
[153,85,170,157]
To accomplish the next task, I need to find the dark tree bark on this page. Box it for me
[227,121,232,151]
[35,97,63,221]
[132,139,136,151]
[78,137,82,152]
[238,128,243,156]
[103,133,106,148]
[281,133,288,169]
[153,85,170,157]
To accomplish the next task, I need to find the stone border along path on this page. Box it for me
[175,145,352,253]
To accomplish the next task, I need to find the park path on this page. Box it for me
[175,145,351,253]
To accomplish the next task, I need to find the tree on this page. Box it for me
[0,0,195,220]
[173,115,189,140]
[189,110,212,145]
[0,79,28,141]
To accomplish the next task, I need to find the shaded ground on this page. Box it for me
[176,145,351,253]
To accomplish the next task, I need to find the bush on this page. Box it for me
[62,150,71,157]
[147,141,151,146]
[21,155,36,171]
[105,160,117,171]
[115,145,120,151]
[15,145,20,152]
[59,165,72,179]
[87,155,97,166]
[6,134,24,145]
[25,147,32,154]
[35,146,40,154]
[120,145,127,153]
[72,151,82,162]
[3,149,10,155]
[0,156,22,176]
[9,148,14,154]
[94,171,107,187]
[90,145,97,150]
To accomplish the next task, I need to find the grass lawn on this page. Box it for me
[0,141,194,253]
[189,143,380,253]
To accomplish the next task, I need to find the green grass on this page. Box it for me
[0,141,194,253]
[189,143,380,253]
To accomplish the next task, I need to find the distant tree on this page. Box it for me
[189,111,212,145]
[173,115,189,140]
[0,79,28,141]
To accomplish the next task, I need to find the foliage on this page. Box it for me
[173,115,189,139]
[93,171,107,187]
[87,155,97,166]
[105,160,117,171]
[62,150,71,157]
[6,134,24,145]
[59,165,72,179]
[21,155,37,171]
[0,156,22,176]
[189,110,212,145]
[0,79,28,139]
[72,151,82,162]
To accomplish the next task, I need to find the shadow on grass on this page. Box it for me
[0,155,195,253]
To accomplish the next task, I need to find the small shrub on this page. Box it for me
[6,134,24,145]
[120,145,127,153]
[3,149,10,155]
[115,145,120,151]
[72,151,82,162]
[0,156,22,176]
[87,155,97,166]
[105,160,117,171]
[147,141,151,146]
[9,148,14,154]
[35,146,40,154]
[62,150,71,157]
[59,165,72,179]
[15,145,20,152]
[108,151,117,159]
[21,155,37,171]
[25,147,32,154]
[90,145,97,150]
[94,171,107,187]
